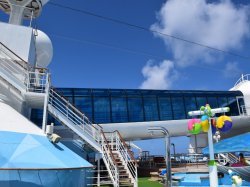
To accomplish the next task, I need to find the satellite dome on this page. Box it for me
[35,30,53,68]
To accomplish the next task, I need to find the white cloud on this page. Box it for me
[139,60,177,89]
[151,0,250,67]
[224,62,242,78]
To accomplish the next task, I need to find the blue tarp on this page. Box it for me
[203,132,250,154]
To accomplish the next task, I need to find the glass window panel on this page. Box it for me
[74,97,93,121]
[184,97,197,118]
[196,97,207,107]
[144,97,159,121]
[237,97,245,115]
[207,97,218,108]
[128,97,144,122]
[158,97,173,120]
[217,97,228,107]
[64,96,73,103]
[227,97,239,116]
[30,109,43,127]
[92,89,110,96]
[172,97,186,120]
[93,97,111,123]
[110,90,126,97]
[111,97,128,123]
[74,89,91,96]
[56,88,73,97]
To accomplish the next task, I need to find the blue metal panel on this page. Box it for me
[0,169,90,187]
[0,131,93,169]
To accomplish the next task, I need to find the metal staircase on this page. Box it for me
[218,153,239,165]
[106,131,138,187]
[0,42,138,187]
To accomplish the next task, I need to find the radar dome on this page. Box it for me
[35,30,53,68]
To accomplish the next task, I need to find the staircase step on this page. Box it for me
[119,184,133,187]
[119,174,129,177]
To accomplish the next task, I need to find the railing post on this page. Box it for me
[29,10,34,27]
[26,71,30,92]
[42,73,50,133]
[81,114,85,132]
[66,100,69,118]
[97,152,101,187]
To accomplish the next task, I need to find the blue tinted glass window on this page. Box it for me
[158,97,173,120]
[207,97,218,108]
[111,97,128,123]
[93,97,111,123]
[217,97,228,107]
[30,110,60,127]
[30,109,43,126]
[216,97,229,116]
[56,88,73,97]
[144,97,159,121]
[172,97,186,119]
[184,97,197,118]
[128,97,144,122]
[237,97,245,114]
[74,97,93,121]
[228,97,239,116]
[74,89,91,96]
[196,97,207,107]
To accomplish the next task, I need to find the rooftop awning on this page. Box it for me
[203,132,250,154]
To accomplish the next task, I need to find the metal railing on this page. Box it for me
[227,153,239,163]
[234,74,250,87]
[0,42,29,70]
[48,88,102,143]
[100,131,119,187]
[106,131,138,187]
[26,69,49,93]
[0,42,49,93]
[239,105,249,116]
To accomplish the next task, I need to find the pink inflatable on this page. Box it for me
[231,163,245,167]
[188,119,201,131]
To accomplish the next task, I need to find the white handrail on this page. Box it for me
[100,132,119,187]
[239,105,249,116]
[48,88,102,142]
[0,42,49,93]
[234,74,250,87]
[106,131,138,187]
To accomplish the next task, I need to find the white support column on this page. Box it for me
[97,153,101,187]
[207,119,218,187]
[9,5,25,25]
[42,73,50,133]
[8,0,33,25]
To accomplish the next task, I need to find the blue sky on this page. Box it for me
[1,0,250,155]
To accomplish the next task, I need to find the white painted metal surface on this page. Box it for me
[231,75,250,115]
[0,100,44,135]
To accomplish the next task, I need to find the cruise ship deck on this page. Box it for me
[0,0,250,187]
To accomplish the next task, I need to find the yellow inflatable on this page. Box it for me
[200,120,209,132]
[216,115,232,128]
